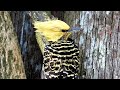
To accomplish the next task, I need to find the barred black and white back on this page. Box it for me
[43,39,80,79]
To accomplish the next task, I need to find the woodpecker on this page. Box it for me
[34,20,80,79]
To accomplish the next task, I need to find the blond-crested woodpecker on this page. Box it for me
[34,20,80,79]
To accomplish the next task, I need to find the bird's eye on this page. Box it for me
[62,30,68,32]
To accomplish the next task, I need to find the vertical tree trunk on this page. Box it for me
[10,11,51,79]
[5,11,120,79]
[0,11,26,79]
[51,11,65,21]
[64,11,120,79]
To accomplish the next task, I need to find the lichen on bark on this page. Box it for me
[0,11,26,79]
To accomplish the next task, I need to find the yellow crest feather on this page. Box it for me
[33,20,70,42]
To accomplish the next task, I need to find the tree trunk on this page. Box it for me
[0,11,26,79]
[10,11,51,79]
[51,11,65,21]
[6,11,120,79]
[64,11,120,79]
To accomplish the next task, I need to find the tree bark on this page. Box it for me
[0,11,26,79]
[10,11,51,79]
[51,11,65,21]
[64,11,120,79]
[6,11,120,79]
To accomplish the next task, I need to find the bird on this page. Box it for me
[33,19,80,79]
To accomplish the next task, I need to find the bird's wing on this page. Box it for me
[43,40,80,79]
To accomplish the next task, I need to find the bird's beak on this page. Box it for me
[68,26,81,32]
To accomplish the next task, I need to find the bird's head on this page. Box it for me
[33,20,71,42]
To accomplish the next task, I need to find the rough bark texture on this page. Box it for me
[0,11,26,79]
[64,11,120,79]
[5,11,120,79]
[10,11,51,79]
[51,11,65,21]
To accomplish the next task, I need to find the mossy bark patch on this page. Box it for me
[0,11,26,79]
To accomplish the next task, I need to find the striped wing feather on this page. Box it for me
[43,40,80,79]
